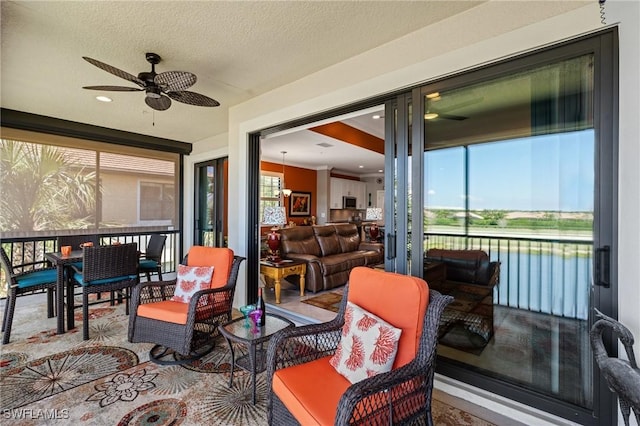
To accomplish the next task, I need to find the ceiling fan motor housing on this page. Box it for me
[146,86,162,99]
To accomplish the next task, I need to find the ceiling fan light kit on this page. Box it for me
[82,52,220,111]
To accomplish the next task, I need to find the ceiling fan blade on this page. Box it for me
[167,91,220,107]
[145,95,172,111]
[83,85,143,92]
[155,71,197,92]
[83,57,144,87]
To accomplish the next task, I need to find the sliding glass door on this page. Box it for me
[194,158,228,247]
[386,31,617,424]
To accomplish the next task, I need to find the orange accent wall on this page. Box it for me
[310,122,384,154]
[260,161,317,230]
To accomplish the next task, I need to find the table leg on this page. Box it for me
[56,265,65,334]
[226,338,235,388]
[299,270,306,297]
[250,343,257,404]
[274,278,281,304]
[66,270,75,331]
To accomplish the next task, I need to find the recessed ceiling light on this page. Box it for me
[424,113,439,120]
[358,165,364,168]
[378,170,383,173]
[96,96,112,102]
[372,114,381,119]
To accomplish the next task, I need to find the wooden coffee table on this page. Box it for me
[260,259,306,304]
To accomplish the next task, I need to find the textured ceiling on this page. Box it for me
[0,0,482,144]
[1,1,592,175]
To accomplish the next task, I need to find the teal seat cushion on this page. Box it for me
[73,272,138,287]
[139,259,159,269]
[15,269,57,288]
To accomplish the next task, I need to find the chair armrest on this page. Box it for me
[130,279,178,307]
[335,290,453,425]
[335,357,435,425]
[266,318,345,391]
[266,290,348,387]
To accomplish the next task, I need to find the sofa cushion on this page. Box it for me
[329,301,402,384]
[313,225,342,257]
[280,226,321,257]
[321,253,367,276]
[334,223,361,252]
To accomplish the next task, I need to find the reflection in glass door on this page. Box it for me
[418,52,612,423]
[194,158,228,247]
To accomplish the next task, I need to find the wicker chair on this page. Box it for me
[1,246,58,344]
[70,243,139,340]
[138,234,167,282]
[128,246,245,365]
[266,266,453,425]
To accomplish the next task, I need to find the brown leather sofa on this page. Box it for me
[279,224,384,293]
[424,248,500,352]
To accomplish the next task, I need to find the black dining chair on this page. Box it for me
[70,243,139,340]
[1,246,58,344]
[138,235,166,282]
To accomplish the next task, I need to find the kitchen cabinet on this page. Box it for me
[330,178,367,209]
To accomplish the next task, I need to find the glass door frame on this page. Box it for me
[391,29,618,425]
[194,157,228,247]
[246,27,618,426]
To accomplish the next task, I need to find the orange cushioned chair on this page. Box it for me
[128,246,244,364]
[266,266,453,425]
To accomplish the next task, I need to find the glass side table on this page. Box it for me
[218,313,294,404]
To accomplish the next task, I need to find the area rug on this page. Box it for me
[0,298,496,425]
[300,291,343,313]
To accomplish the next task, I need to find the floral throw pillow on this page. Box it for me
[329,301,402,384]
[171,265,214,306]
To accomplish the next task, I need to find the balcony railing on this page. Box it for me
[425,233,592,320]
[0,230,180,299]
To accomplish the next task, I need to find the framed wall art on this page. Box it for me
[289,191,311,216]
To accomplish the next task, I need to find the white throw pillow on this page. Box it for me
[329,301,402,384]
[171,265,214,306]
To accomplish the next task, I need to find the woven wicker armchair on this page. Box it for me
[266,266,453,425]
[70,243,139,340]
[1,246,58,344]
[128,246,245,364]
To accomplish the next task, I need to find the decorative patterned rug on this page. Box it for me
[0,298,496,425]
[301,291,343,313]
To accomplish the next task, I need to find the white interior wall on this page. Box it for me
[188,2,639,423]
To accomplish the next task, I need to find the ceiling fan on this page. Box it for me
[82,52,220,111]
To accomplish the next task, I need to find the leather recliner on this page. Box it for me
[279,224,383,293]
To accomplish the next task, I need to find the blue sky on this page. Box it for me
[425,130,594,212]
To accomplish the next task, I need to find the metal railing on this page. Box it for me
[0,230,180,299]
[425,232,592,320]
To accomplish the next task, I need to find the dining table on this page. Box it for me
[45,250,83,334]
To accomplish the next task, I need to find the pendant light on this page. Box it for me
[281,151,292,197]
